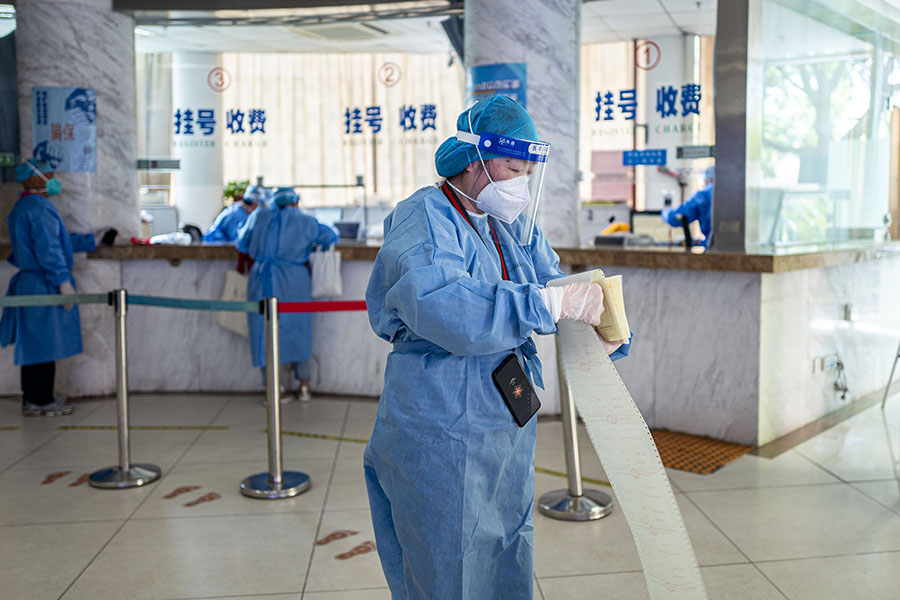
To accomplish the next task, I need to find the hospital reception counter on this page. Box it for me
[1,241,898,447]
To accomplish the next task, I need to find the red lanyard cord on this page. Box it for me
[440,182,509,281]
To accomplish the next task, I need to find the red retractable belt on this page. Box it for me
[278,300,367,313]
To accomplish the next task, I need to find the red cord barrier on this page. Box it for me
[278,300,367,313]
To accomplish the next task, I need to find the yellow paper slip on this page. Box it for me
[549,269,630,342]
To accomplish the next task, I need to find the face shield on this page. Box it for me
[454,128,550,244]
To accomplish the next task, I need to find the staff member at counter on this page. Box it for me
[1,160,97,416]
[201,184,266,243]
[662,165,714,248]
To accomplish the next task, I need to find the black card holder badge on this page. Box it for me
[492,353,541,427]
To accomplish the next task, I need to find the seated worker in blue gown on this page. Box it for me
[236,187,338,402]
[363,95,634,600]
[201,183,265,243]
[661,165,715,248]
[0,160,103,416]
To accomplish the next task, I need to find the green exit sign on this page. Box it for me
[0,153,14,167]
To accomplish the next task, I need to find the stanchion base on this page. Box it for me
[538,489,614,521]
[240,471,310,499]
[88,464,161,489]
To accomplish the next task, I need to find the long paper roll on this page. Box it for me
[556,318,708,599]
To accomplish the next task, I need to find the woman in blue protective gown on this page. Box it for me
[364,96,633,599]
[202,184,264,243]
[236,187,337,401]
[1,160,96,416]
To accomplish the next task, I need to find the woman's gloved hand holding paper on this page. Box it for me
[545,269,630,349]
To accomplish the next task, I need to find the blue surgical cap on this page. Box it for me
[704,165,715,182]
[243,184,267,203]
[272,187,298,207]
[434,95,539,178]
[15,159,52,182]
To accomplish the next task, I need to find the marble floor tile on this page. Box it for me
[81,394,230,427]
[179,423,340,464]
[324,458,370,512]
[687,484,900,561]
[0,466,154,525]
[131,458,337,520]
[0,520,122,600]
[757,551,900,600]
[851,479,900,516]
[11,428,199,471]
[61,513,319,600]
[793,415,900,482]
[666,450,840,492]
[344,398,379,422]
[538,563,784,600]
[535,420,610,483]
[183,596,301,600]
[303,590,390,600]
[335,420,373,463]
[0,426,61,473]
[303,509,388,592]
[207,398,346,432]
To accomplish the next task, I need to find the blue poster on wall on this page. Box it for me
[31,86,97,173]
[466,63,527,108]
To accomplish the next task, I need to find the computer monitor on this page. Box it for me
[313,207,343,231]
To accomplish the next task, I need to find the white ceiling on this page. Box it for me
[134,0,718,54]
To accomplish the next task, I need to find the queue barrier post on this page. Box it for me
[89,289,161,489]
[537,338,613,521]
[240,296,311,499]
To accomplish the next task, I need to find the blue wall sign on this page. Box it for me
[623,149,667,166]
[466,63,527,108]
[32,87,97,173]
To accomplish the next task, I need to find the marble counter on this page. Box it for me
[3,241,896,273]
[1,239,899,447]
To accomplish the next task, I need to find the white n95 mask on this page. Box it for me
[474,170,531,223]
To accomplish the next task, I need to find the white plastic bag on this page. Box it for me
[310,248,342,298]
[216,269,249,337]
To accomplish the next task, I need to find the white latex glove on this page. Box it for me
[58,281,75,311]
[559,282,605,326]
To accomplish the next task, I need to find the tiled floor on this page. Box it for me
[2,393,899,600]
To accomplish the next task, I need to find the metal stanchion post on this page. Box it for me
[89,289,161,489]
[241,297,311,499]
[538,339,613,521]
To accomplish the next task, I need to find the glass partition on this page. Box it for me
[753,0,900,248]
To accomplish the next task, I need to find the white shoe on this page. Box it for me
[299,384,312,403]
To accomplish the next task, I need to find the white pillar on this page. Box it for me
[465,0,581,248]
[15,0,140,237]
[171,52,225,229]
[640,35,700,211]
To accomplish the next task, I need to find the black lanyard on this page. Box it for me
[440,182,509,281]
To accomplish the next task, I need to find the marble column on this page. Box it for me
[12,0,135,397]
[465,0,581,248]
[15,0,140,238]
[171,52,225,230]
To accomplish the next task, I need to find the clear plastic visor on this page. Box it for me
[455,130,550,244]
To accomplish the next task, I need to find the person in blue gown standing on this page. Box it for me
[661,165,715,248]
[236,187,337,402]
[202,184,264,243]
[363,96,633,599]
[0,160,97,416]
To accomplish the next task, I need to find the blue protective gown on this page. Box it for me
[364,185,631,600]
[0,193,95,366]
[663,183,714,248]
[202,202,253,243]
[236,205,338,367]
